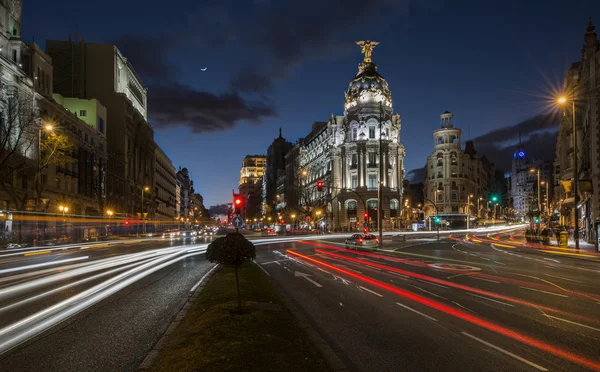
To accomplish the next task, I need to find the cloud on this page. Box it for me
[208,204,231,216]
[471,113,559,146]
[148,83,277,133]
[407,167,425,183]
[230,68,274,94]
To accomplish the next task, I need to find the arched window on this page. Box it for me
[437,182,443,191]
[367,199,378,209]
[347,200,357,211]
[352,128,357,141]
[390,199,399,210]
[437,153,443,159]
[451,192,458,200]
[437,137,443,145]
[437,158,443,166]
[451,181,457,189]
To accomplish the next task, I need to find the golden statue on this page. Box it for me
[356,40,379,63]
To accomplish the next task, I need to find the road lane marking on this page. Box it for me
[256,263,271,277]
[388,271,409,279]
[190,264,220,292]
[466,292,514,307]
[295,271,323,287]
[469,277,500,284]
[359,286,383,297]
[23,250,51,256]
[544,314,600,332]
[418,280,448,289]
[518,286,569,298]
[492,261,506,265]
[453,301,476,313]
[412,286,447,300]
[261,259,288,265]
[0,256,89,274]
[493,243,517,249]
[461,332,548,371]
[396,302,437,322]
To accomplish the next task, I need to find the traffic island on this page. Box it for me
[142,263,334,372]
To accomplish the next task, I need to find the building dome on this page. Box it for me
[344,61,392,111]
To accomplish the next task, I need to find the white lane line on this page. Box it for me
[414,286,447,300]
[256,262,271,277]
[359,286,383,297]
[492,261,506,266]
[544,314,600,332]
[453,301,476,313]
[470,277,500,284]
[461,332,548,371]
[261,259,288,265]
[479,257,492,261]
[388,271,409,279]
[518,286,569,298]
[545,274,582,284]
[190,264,219,292]
[466,292,514,307]
[418,280,448,289]
[396,302,437,322]
[0,256,89,274]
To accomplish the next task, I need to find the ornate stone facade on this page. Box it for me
[294,43,406,230]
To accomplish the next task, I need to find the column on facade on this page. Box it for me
[357,148,363,187]
[332,150,342,228]
[384,149,390,187]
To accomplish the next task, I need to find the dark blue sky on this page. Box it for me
[23,0,600,207]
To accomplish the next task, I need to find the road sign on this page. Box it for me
[232,216,244,227]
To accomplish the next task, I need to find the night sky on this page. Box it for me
[23,0,600,207]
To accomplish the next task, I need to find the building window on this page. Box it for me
[12,49,17,62]
[84,133,88,143]
[352,128,357,141]
[351,154,357,167]
[368,174,377,189]
[80,110,87,117]
[368,152,376,166]
[347,200,357,211]
[351,175,358,188]
[437,137,443,145]
[98,117,104,133]
[452,193,457,200]
[369,127,375,139]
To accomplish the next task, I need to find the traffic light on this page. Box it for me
[233,194,244,215]
[317,180,323,192]
[435,217,441,224]
[535,217,540,223]
[124,220,130,226]
[364,212,368,221]
[491,195,498,202]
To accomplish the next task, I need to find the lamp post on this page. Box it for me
[558,95,580,250]
[291,214,296,230]
[37,124,53,240]
[141,186,149,235]
[59,205,69,236]
[540,181,550,216]
[424,198,439,241]
[377,101,384,248]
[478,197,482,218]
[106,209,113,236]
[529,168,541,234]
[467,194,474,229]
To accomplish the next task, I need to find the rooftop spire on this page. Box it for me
[278,127,282,139]
[587,17,595,33]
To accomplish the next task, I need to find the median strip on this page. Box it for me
[141,263,334,372]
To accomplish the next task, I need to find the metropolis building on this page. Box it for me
[291,42,406,230]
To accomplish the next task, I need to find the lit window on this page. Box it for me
[80,110,87,117]
[369,127,375,139]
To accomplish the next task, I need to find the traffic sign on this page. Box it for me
[232,216,244,227]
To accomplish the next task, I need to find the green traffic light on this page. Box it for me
[491,195,498,202]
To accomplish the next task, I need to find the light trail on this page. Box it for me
[287,249,600,371]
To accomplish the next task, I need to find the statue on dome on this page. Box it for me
[356,40,380,63]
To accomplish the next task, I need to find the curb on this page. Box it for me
[256,261,350,372]
[137,264,219,371]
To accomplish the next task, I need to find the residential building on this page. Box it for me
[45,39,156,219]
[554,19,600,244]
[176,167,192,226]
[423,112,496,226]
[154,146,177,223]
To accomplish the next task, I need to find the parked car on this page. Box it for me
[262,228,278,237]
[162,230,176,239]
[345,233,378,247]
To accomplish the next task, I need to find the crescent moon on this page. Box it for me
[201,67,208,71]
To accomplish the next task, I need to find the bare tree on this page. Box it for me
[0,88,75,241]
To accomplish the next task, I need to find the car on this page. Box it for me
[179,230,196,239]
[262,228,278,237]
[345,233,379,247]
[162,230,177,239]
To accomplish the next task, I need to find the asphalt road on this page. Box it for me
[256,231,600,372]
[1,226,599,372]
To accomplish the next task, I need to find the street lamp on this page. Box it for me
[478,197,482,218]
[467,194,474,229]
[529,168,541,234]
[141,186,150,235]
[540,181,550,216]
[558,94,580,250]
[59,205,69,235]
[106,210,114,235]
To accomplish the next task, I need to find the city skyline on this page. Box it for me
[22,0,600,206]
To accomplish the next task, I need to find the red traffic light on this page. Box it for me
[364,213,368,219]
[124,220,130,226]
[235,198,242,205]
[317,181,323,191]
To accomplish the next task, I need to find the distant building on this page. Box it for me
[176,168,192,226]
[154,147,177,223]
[238,155,266,218]
[511,142,551,219]
[423,112,496,226]
[263,129,293,215]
